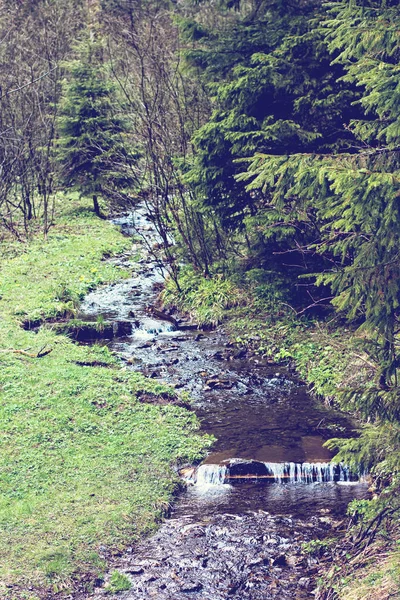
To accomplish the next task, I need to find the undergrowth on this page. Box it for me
[161,265,246,326]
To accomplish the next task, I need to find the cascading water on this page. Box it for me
[263,461,351,483]
[190,461,352,485]
[138,318,176,335]
[80,208,370,600]
[194,464,229,486]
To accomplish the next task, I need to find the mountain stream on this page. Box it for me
[80,209,369,599]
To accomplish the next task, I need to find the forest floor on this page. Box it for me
[0,198,210,600]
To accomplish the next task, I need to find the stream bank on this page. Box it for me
[77,209,369,599]
[0,200,212,600]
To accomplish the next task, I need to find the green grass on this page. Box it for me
[0,202,129,326]
[105,571,132,594]
[161,265,246,326]
[0,197,211,598]
[338,549,400,600]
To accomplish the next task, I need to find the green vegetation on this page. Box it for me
[0,202,129,326]
[1,0,400,597]
[339,550,400,600]
[161,266,246,326]
[105,571,132,594]
[57,35,139,217]
[0,197,211,599]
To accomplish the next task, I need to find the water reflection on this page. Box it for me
[176,479,369,520]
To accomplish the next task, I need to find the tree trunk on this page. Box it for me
[93,194,103,218]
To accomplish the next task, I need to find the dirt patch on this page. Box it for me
[137,391,191,409]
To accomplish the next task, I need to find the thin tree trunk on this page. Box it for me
[93,194,104,218]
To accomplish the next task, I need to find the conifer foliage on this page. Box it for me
[57,37,138,216]
[183,0,358,230]
[241,0,400,477]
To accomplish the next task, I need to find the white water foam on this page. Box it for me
[194,464,229,486]
[191,462,352,486]
[263,462,350,483]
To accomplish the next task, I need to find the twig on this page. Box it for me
[0,66,58,99]
[0,345,53,358]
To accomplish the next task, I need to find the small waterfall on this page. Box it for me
[263,462,348,483]
[145,324,176,334]
[141,318,176,335]
[189,461,353,486]
[193,464,229,486]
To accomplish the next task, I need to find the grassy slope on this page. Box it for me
[0,198,211,599]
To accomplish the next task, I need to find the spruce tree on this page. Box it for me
[57,36,138,216]
[240,0,400,477]
[182,0,358,231]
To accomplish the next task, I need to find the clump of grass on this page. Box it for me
[105,571,132,594]
[162,265,246,326]
[0,196,212,599]
[338,549,400,600]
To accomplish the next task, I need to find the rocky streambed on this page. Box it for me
[79,209,369,599]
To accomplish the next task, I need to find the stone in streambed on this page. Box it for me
[125,566,144,575]
[205,378,233,389]
[138,341,154,348]
[227,459,271,478]
[180,581,203,593]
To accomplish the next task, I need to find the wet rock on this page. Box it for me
[138,341,153,349]
[126,356,140,365]
[180,580,203,593]
[205,378,233,390]
[298,577,311,588]
[125,566,144,575]
[54,320,133,341]
[285,555,299,567]
[264,537,279,546]
[227,459,271,479]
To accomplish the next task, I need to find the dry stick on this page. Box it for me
[0,346,53,358]
[0,66,58,99]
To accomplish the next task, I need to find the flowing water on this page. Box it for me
[80,209,369,599]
